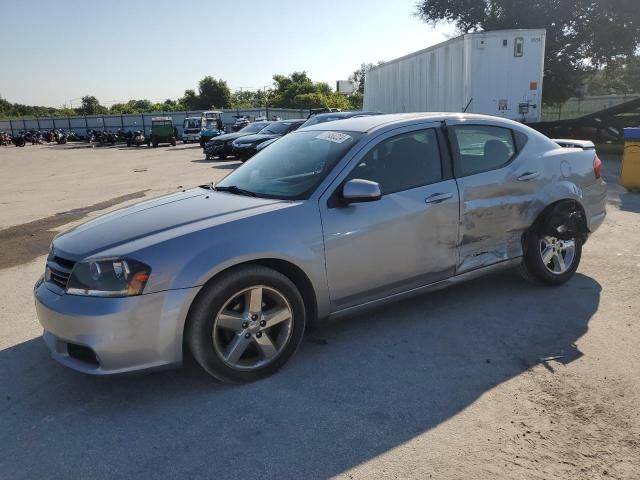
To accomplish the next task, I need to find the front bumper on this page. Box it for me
[232,143,257,159]
[34,282,199,375]
[183,133,200,142]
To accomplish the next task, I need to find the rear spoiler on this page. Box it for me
[553,139,596,150]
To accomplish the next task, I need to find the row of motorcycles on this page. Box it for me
[0,129,80,147]
[87,129,147,147]
[1,128,149,148]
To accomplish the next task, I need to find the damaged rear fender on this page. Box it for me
[522,199,589,252]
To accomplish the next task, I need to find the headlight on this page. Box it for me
[66,259,151,297]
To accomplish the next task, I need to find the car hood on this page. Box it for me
[234,133,280,145]
[211,132,251,143]
[52,189,289,260]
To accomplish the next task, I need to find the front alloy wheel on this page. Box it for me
[213,286,293,370]
[186,265,306,383]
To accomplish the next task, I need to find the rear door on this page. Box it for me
[447,121,543,273]
[319,124,459,311]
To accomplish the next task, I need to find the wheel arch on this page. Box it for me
[522,198,589,254]
[182,258,318,351]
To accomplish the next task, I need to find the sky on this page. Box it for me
[0,0,455,108]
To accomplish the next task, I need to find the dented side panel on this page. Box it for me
[455,152,546,273]
[454,139,606,274]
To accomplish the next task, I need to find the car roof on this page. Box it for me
[312,111,380,120]
[299,112,530,133]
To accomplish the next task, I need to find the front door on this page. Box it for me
[320,125,459,311]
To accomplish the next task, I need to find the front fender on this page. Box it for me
[138,202,331,319]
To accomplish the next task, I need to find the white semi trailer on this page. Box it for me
[364,29,546,123]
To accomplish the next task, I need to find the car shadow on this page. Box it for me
[0,269,599,478]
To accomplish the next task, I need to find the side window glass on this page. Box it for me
[453,125,516,176]
[348,129,442,195]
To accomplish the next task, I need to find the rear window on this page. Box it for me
[453,125,517,176]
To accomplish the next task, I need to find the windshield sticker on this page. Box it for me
[316,131,351,144]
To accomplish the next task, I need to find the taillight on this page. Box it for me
[593,154,602,179]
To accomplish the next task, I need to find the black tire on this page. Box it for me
[186,265,306,383]
[519,221,583,286]
[127,140,131,147]
[170,137,176,147]
[218,154,226,160]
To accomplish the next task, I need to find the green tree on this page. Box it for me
[198,76,231,109]
[347,91,364,110]
[230,89,271,108]
[180,89,198,110]
[587,56,640,95]
[414,0,640,105]
[80,95,107,115]
[268,72,346,109]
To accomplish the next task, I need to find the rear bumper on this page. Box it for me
[583,179,607,233]
[34,282,199,375]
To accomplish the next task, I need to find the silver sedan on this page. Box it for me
[34,113,607,383]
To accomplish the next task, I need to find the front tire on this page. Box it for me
[186,265,306,383]
[520,225,582,285]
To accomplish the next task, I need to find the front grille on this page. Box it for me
[46,255,76,289]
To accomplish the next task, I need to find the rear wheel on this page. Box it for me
[520,226,582,285]
[186,265,306,383]
[170,137,176,146]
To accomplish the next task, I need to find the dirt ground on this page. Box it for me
[0,142,638,480]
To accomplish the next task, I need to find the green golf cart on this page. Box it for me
[149,117,176,147]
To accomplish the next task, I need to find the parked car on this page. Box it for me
[299,110,382,129]
[308,107,341,118]
[231,116,250,132]
[255,112,381,154]
[34,113,606,383]
[204,121,272,160]
[231,119,305,161]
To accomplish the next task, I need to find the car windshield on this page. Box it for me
[240,122,269,134]
[216,130,362,199]
[260,122,292,135]
[183,119,201,129]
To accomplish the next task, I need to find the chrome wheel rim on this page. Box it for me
[539,235,576,275]
[212,286,293,371]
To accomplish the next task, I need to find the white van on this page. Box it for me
[182,117,202,143]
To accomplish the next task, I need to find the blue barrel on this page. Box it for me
[623,127,640,140]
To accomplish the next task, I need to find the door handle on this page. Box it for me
[425,192,453,204]
[517,171,540,181]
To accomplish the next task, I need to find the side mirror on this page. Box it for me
[342,179,382,203]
